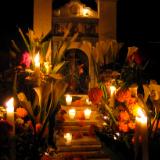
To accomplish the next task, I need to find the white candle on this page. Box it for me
[68,108,76,119]
[64,133,72,145]
[66,94,72,105]
[135,107,148,160]
[34,52,40,68]
[6,97,15,135]
[84,108,91,119]
[109,86,116,107]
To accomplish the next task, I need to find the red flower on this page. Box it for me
[20,51,31,68]
[36,123,42,133]
[16,107,28,118]
[88,87,103,105]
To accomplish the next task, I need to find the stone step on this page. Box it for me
[56,120,97,127]
[57,125,90,131]
[57,144,102,152]
[61,105,97,111]
[56,151,110,159]
[57,136,101,146]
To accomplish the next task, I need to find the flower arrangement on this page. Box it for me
[5,25,79,159]
[88,44,160,160]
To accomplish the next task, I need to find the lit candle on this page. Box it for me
[34,52,40,68]
[64,133,72,145]
[66,94,72,105]
[135,107,148,160]
[109,86,116,107]
[68,108,76,119]
[84,108,91,119]
[6,97,15,135]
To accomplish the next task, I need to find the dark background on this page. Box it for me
[0,0,159,79]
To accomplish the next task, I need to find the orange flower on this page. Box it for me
[116,88,131,103]
[118,122,129,132]
[88,87,103,105]
[16,107,28,118]
[119,111,130,122]
[128,121,136,130]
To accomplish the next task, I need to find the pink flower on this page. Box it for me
[20,51,31,68]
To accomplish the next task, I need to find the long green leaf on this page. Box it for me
[18,28,31,53]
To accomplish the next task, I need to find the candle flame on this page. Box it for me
[6,97,14,113]
[66,94,72,105]
[136,107,147,124]
[110,86,116,95]
[34,52,40,68]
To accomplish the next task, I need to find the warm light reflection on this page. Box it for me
[34,52,40,68]
[44,61,50,74]
[86,98,92,105]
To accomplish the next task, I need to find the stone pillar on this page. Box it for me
[99,0,117,40]
[33,0,52,37]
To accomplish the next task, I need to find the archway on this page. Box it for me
[64,48,89,94]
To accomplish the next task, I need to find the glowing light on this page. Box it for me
[68,108,76,119]
[64,133,72,145]
[83,7,90,16]
[84,108,92,119]
[34,52,40,68]
[6,97,14,113]
[66,94,72,105]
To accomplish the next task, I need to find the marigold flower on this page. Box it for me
[116,88,131,103]
[128,121,136,130]
[119,111,130,122]
[118,122,129,132]
[16,107,28,118]
[88,87,103,105]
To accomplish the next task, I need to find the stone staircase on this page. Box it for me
[53,97,111,160]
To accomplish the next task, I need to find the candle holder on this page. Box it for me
[84,108,91,119]
[68,108,76,119]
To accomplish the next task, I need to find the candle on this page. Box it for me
[66,94,72,105]
[84,108,91,119]
[64,133,72,145]
[135,107,148,160]
[6,97,15,135]
[109,86,116,107]
[68,108,76,119]
[34,52,40,68]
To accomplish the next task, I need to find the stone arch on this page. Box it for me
[64,41,96,93]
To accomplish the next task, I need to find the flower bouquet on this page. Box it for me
[88,45,160,160]
[7,25,79,159]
